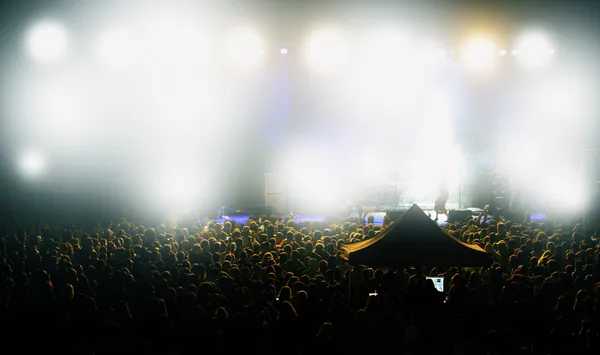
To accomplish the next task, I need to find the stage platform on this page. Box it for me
[215,203,458,227]
[211,199,551,227]
[215,210,448,227]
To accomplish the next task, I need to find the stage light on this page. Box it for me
[515,32,554,68]
[303,27,348,75]
[350,27,437,112]
[33,78,88,137]
[25,20,69,63]
[139,17,212,70]
[357,26,412,71]
[225,26,265,70]
[93,28,137,69]
[19,151,46,178]
[460,37,496,74]
[154,169,201,211]
[162,175,189,203]
[499,49,507,56]
[280,48,288,55]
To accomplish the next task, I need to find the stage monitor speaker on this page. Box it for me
[447,209,473,223]
[385,210,405,221]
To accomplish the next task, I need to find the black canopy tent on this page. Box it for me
[341,204,493,267]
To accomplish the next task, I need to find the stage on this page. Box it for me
[213,200,549,227]
[216,202,469,227]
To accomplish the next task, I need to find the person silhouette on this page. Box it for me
[434,181,449,222]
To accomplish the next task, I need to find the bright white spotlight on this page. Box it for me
[162,175,189,203]
[25,21,69,63]
[19,151,46,178]
[515,32,554,68]
[304,27,348,75]
[357,27,412,70]
[155,170,201,210]
[225,26,265,70]
[33,78,88,137]
[138,17,212,70]
[351,29,437,113]
[280,48,288,55]
[460,37,496,74]
[93,28,137,69]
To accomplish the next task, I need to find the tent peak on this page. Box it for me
[408,204,423,212]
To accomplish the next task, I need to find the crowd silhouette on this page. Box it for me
[1,209,600,355]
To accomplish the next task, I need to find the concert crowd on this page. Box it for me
[1,210,600,355]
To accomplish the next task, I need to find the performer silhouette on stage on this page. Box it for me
[434,181,449,222]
